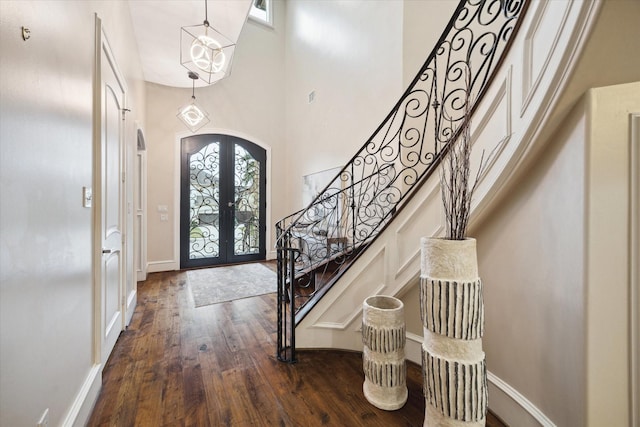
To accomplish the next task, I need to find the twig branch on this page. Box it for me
[439,67,477,240]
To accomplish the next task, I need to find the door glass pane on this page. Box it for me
[189,142,220,259]
[234,145,260,255]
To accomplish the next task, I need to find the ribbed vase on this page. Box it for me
[420,237,487,426]
[362,295,408,411]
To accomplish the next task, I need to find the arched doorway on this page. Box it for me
[180,134,266,268]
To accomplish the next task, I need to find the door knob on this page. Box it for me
[228,202,235,207]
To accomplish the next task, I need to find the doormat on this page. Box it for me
[187,263,277,307]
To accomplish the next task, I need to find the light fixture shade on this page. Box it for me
[177,99,210,132]
[181,23,236,85]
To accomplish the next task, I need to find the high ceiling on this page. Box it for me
[128,0,253,88]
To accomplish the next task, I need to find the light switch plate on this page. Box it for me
[83,187,92,208]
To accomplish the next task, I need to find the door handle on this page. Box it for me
[102,248,112,254]
[227,202,235,207]
[102,248,120,254]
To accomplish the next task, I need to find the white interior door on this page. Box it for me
[97,20,126,365]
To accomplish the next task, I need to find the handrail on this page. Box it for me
[276,0,529,362]
[275,163,396,243]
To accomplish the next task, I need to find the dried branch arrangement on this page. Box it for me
[439,72,484,240]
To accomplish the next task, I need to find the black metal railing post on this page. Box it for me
[276,224,299,363]
[288,246,297,363]
[276,245,284,359]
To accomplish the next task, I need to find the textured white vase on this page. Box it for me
[420,237,487,426]
[362,295,408,411]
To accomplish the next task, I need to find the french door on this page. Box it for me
[180,134,266,268]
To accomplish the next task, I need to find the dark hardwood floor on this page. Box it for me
[87,265,506,427]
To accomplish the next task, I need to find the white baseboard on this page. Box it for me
[146,255,277,273]
[61,363,102,427]
[147,260,179,273]
[146,255,277,272]
[487,371,555,427]
[136,270,147,282]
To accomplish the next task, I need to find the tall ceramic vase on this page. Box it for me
[420,237,487,426]
[362,295,408,410]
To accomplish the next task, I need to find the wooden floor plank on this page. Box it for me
[87,265,506,427]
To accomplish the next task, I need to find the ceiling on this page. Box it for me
[128,0,253,88]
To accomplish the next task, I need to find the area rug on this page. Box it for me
[187,262,277,307]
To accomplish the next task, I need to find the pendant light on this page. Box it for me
[177,71,210,132]
[180,0,236,85]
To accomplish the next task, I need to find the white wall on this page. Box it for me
[0,1,145,426]
[284,0,403,211]
[473,101,588,427]
[402,0,459,88]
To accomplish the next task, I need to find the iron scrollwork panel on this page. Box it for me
[233,144,261,256]
[276,0,528,321]
[189,142,221,260]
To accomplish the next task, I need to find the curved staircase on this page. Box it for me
[282,0,606,357]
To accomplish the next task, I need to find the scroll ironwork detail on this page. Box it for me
[277,0,528,362]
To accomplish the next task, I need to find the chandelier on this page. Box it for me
[177,71,210,132]
[180,0,236,85]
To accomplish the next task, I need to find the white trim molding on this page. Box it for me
[60,364,102,427]
[521,0,572,115]
[147,259,179,273]
[630,112,640,427]
[487,371,556,427]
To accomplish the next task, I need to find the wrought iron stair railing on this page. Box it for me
[277,0,529,363]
